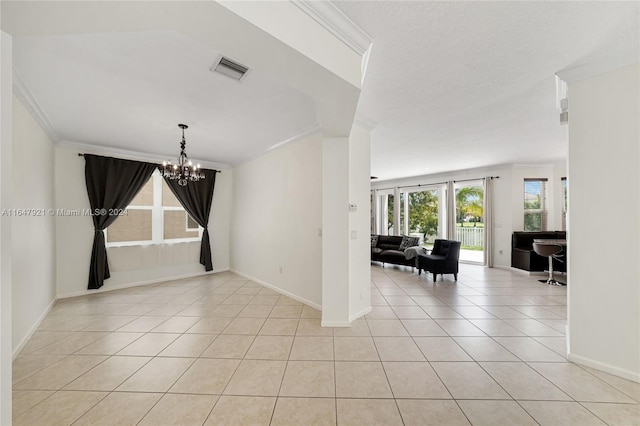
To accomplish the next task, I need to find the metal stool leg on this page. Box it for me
[538,255,565,286]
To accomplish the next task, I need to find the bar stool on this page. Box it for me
[532,242,565,286]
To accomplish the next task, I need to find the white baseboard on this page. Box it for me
[322,306,372,327]
[568,352,640,383]
[56,269,225,299]
[230,269,321,311]
[350,306,372,322]
[13,298,56,360]
[321,320,352,327]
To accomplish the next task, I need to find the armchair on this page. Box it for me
[417,239,461,282]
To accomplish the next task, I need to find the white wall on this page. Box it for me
[321,126,372,325]
[11,96,57,354]
[0,30,14,425]
[231,133,323,308]
[55,147,232,297]
[322,137,350,321]
[370,162,567,269]
[568,63,639,381]
[348,125,371,319]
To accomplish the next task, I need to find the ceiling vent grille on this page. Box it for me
[210,56,249,82]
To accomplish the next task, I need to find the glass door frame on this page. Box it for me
[374,188,396,236]
[398,184,446,246]
[453,179,485,265]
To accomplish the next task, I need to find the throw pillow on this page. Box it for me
[370,235,379,247]
[399,236,419,250]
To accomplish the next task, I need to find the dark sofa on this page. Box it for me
[511,231,566,272]
[371,235,420,267]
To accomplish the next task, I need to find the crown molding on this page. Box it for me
[291,0,373,56]
[12,68,60,143]
[354,113,377,131]
[239,123,322,164]
[556,55,639,84]
[57,139,230,171]
[267,122,322,151]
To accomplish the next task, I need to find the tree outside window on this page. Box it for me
[524,178,548,231]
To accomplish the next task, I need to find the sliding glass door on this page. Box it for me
[399,186,444,249]
[376,190,395,235]
[454,180,484,263]
[373,179,491,264]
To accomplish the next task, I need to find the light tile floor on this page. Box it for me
[12,264,640,425]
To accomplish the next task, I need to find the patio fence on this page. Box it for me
[455,227,484,248]
[410,227,484,249]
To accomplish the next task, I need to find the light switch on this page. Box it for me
[350,230,357,239]
[349,204,357,212]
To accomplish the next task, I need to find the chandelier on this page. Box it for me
[161,124,205,186]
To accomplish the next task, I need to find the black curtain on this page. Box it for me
[161,169,217,271]
[85,154,156,289]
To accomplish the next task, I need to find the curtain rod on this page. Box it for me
[78,153,221,173]
[453,176,499,183]
[374,176,499,191]
[374,181,447,191]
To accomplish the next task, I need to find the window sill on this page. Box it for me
[106,239,200,248]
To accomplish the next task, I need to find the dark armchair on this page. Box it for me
[417,239,461,282]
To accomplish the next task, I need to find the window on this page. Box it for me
[370,191,375,235]
[106,170,202,246]
[106,178,153,244]
[376,190,394,235]
[524,178,548,231]
[398,187,441,247]
[561,177,568,231]
[454,180,485,262]
[186,215,199,231]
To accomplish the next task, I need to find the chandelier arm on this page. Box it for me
[163,123,205,186]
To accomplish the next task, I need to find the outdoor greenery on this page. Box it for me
[387,195,394,232]
[456,222,484,228]
[406,190,439,241]
[455,186,484,226]
[382,185,486,250]
[524,212,543,231]
[524,180,545,231]
[524,194,542,231]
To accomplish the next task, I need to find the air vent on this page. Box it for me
[210,56,249,81]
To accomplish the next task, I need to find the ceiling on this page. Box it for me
[333,1,639,180]
[2,1,360,168]
[3,1,639,179]
[13,30,318,164]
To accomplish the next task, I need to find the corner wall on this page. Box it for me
[54,146,232,297]
[11,96,56,354]
[230,133,323,307]
[348,125,371,319]
[322,125,372,325]
[567,63,640,381]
